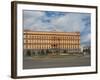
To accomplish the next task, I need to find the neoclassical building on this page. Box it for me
[23,30,81,56]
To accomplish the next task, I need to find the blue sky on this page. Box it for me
[23,10,91,47]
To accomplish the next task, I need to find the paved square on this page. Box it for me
[23,55,90,69]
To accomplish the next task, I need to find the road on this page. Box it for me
[23,55,90,69]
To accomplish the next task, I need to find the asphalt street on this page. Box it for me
[23,55,90,69]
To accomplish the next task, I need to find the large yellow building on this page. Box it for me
[24,30,81,56]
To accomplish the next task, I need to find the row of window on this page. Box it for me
[24,35,80,39]
[24,43,80,45]
[24,40,80,44]
[24,45,80,49]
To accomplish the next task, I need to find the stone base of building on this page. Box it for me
[24,48,81,57]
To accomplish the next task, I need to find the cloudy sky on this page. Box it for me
[23,10,91,47]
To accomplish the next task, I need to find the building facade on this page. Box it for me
[24,31,81,56]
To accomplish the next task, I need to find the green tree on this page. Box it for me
[32,51,35,56]
[46,49,49,55]
[41,49,45,55]
[64,50,67,53]
[26,50,31,56]
[38,51,41,56]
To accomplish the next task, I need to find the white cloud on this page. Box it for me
[23,11,45,29]
[50,13,81,32]
[80,33,91,47]
[24,11,82,32]
[23,10,91,47]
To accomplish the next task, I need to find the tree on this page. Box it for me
[38,51,41,56]
[32,51,35,56]
[46,49,49,55]
[64,50,67,53]
[26,50,31,56]
[41,49,45,55]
